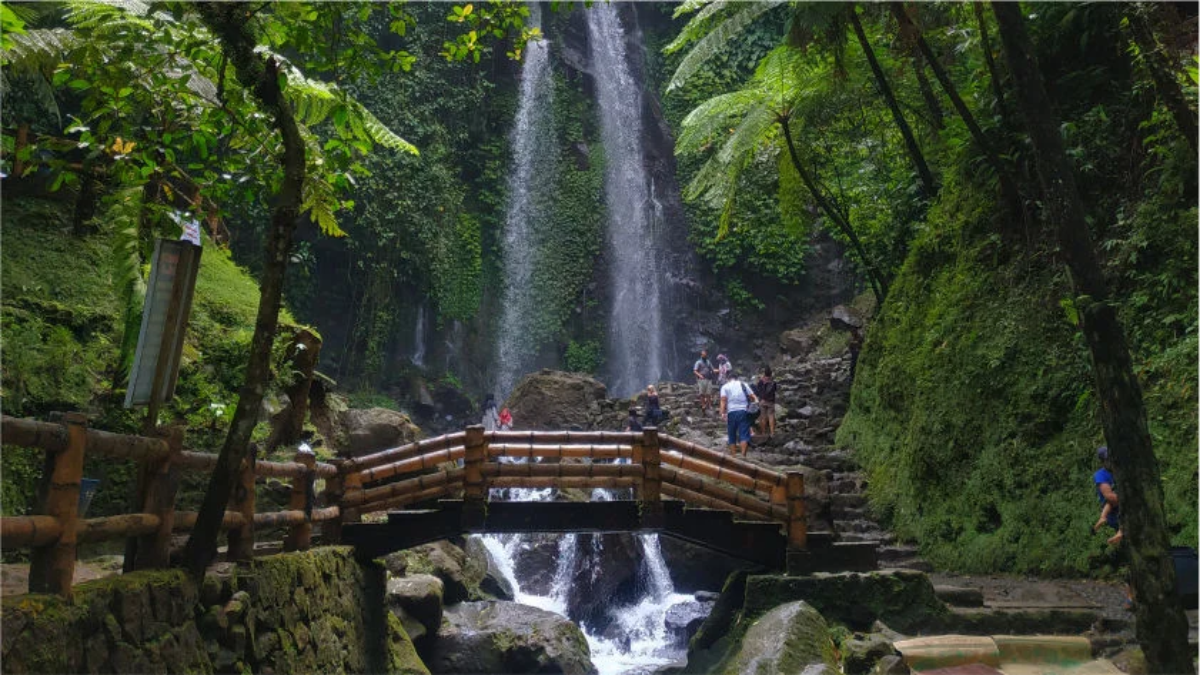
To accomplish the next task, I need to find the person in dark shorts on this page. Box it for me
[1093,446,1123,545]
[754,367,778,437]
[719,368,757,457]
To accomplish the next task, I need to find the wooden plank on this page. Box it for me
[660,465,782,519]
[0,416,69,453]
[78,513,161,543]
[358,447,465,485]
[658,434,785,486]
[347,468,464,508]
[488,430,643,444]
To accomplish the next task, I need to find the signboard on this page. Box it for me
[124,239,202,408]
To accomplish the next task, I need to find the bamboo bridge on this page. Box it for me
[0,415,877,598]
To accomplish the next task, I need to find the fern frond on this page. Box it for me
[664,0,731,54]
[677,89,760,155]
[64,0,152,32]
[105,184,147,384]
[349,100,418,155]
[672,0,714,19]
[1,28,76,72]
[667,0,784,92]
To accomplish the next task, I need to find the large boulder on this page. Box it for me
[561,534,641,632]
[722,601,837,675]
[462,537,515,601]
[384,541,485,604]
[511,534,565,596]
[504,370,607,430]
[338,407,421,457]
[779,328,816,357]
[386,574,444,642]
[842,634,899,675]
[424,601,597,675]
[664,599,715,642]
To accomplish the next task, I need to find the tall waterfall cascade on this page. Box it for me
[588,3,667,397]
[495,6,555,399]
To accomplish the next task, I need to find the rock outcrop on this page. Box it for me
[503,370,608,430]
[384,540,486,604]
[424,601,597,675]
[338,407,421,457]
[387,574,444,642]
[721,601,837,675]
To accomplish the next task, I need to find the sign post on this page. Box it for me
[124,238,202,417]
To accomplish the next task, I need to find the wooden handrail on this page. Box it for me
[660,465,784,520]
[3,415,811,598]
[661,451,776,497]
[357,447,465,485]
[488,430,643,444]
[346,468,466,508]
[659,434,786,486]
[344,432,467,472]
[488,444,634,460]
[484,463,644,479]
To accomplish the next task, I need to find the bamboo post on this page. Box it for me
[641,428,663,528]
[342,468,364,524]
[284,449,316,551]
[323,459,346,544]
[462,425,487,529]
[785,471,807,551]
[226,456,256,561]
[132,425,183,569]
[29,412,87,597]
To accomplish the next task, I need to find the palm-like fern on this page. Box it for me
[665,0,787,92]
[677,46,887,303]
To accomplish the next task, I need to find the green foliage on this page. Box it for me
[563,339,604,375]
[346,391,400,411]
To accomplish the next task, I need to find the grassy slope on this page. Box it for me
[837,188,1198,577]
[1,195,297,518]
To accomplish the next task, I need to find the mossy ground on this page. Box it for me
[838,187,1198,577]
[1,195,306,522]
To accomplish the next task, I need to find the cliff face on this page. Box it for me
[837,189,1198,576]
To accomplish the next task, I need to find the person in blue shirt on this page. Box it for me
[1092,446,1123,546]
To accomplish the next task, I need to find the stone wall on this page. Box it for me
[0,547,427,674]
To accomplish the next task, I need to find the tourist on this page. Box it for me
[719,368,757,457]
[693,349,716,416]
[481,394,500,431]
[754,367,778,437]
[716,354,732,386]
[644,385,664,427]
[1093,446,1123,546]
[624,407,643,432]
[499,407,513,431]
[848,327,864,381]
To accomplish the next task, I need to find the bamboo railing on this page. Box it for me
[2,415,807,599]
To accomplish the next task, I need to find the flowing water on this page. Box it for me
[495,6,555,399]
[411,304,426,367]
[587,2,667,397]
[479,477,697,674]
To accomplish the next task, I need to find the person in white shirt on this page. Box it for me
[719,369,757,457]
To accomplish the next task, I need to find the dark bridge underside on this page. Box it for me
[344,500,875,572]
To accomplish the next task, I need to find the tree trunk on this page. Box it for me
[849,6,938,199]
[265,328,322,451]
[1128,4,1198,156]
[185,2,307,579]
[913,52,944,131]
[991,5,1192,673]
[971,1,1009,123]
[780,119,887,305]
[890,3,1022,215]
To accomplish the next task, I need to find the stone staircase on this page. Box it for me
[651,351,930,573]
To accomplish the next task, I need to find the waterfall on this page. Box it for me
[587,2,666,397]
[495,6,554,400]
[411,304,426,367]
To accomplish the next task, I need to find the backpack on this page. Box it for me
[740,382,761,422]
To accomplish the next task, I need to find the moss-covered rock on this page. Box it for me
[387,574,444,641]
[384,540,485,604]
[424,601,597,675]
[721,601,837,675]
[742,571,949,634]
[0,548,426,675]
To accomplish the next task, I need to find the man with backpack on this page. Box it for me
[719,368,758,457]
[693,349,716,417]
